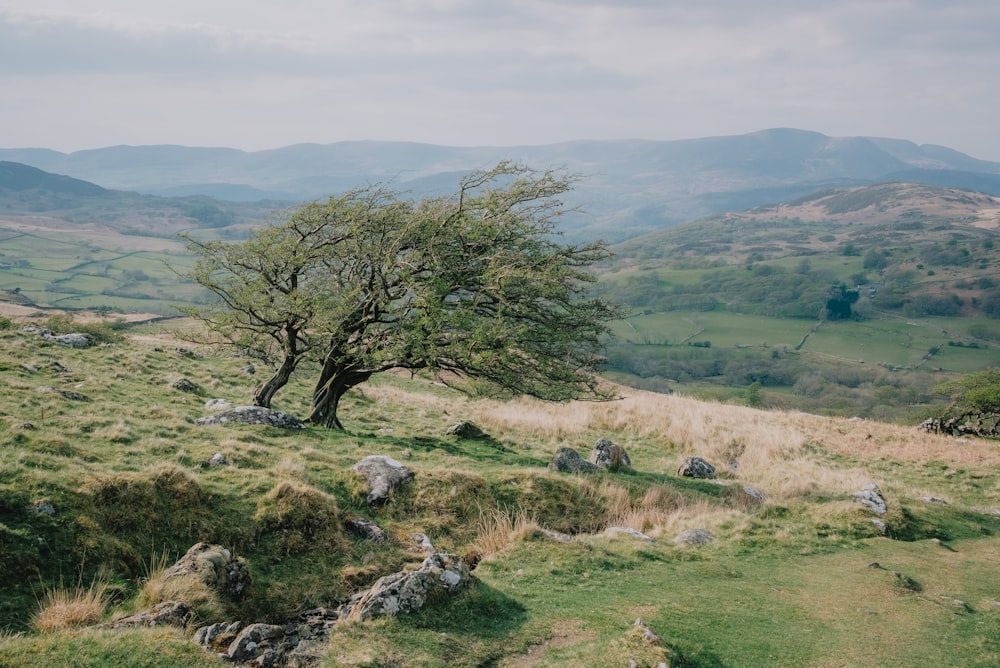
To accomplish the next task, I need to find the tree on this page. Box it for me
[186,163,624,429]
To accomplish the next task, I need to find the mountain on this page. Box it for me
[0,161,109,197]
[4,129,1000,241]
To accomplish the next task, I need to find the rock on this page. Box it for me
[241,364,256,375]
[413,532,436,554]
[171,377,199,393]
[673,528,715,545]
[853,484,887,515]
[871,519,888,535]
[197,406,306,429]
[338,553,472,621]
[175,347,198,358]
[539,528,574,542]
[677,456,716,479]
[193,620,243,651]
[16,422,35,430]
[208,452,228,467]
[107,600,190,629]
[591,437,631,471]
[352,455,414,506]
[40,331,93,347]
[226,623,286,664]
[205,398,234,411]
[634,617,662,645]
[345,517,388,543]
[923,496,948,505]
[604,527,653,542]
[29,500,55,515]
[445,420,488,439]
[741,485,767,503]
[163,543,251,601]
[548,447,600,473]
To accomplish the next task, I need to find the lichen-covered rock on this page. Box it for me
[208,452,228,467]
[352,455,414,506]
[853,484,887,515]
[591,437,632,471]
[225,623,286,664]
[196,406,305,429]
[677,456,716,479]
[548,447,600,473]
[40,331,93,347]
[107,600,191,629]
[338,553,472,621]
[673,528,715,545]
[163,542,251,601]
[604,527,653,542]
[171,377,199,393]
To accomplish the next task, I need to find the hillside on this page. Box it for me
[597,182,1000,418]
[0,314,998,666]
[5,129,1000,241]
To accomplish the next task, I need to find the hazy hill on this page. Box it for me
[5,128,1000,241]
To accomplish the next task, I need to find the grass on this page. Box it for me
[0,315,998,666]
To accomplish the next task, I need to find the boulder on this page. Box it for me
[604,527,653,542]
[677,456,716,479]
[171,377,199,393]
[338,553,472,621]
[225,623,286,665]
[445,420,488,439]
[590,437,631,471]
[673,528,715,545]
[41,331,93,348]
[345,517,388,543]
[208,452,228,467]
[741,485,766,503]
[548,447,600,473]
[853,484,887,515]
[205,398,234,411]
[352,455,414,506]
[107,600,190,629]
[197,406,305,429]
[162,542,251,601]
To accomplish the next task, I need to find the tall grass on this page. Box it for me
[32,578,111,633]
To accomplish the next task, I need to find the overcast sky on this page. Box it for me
[2,1,999,160]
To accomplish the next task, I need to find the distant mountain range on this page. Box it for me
[4,128,1000,241]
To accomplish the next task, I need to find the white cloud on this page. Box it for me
[1,0,999,160]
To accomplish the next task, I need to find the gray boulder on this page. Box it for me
[197,406,305,429]
[208,452,228,468]
[41,331,93,348]
[591,437,632,471]
[677,456,716,479]
[225,623,286,665]
[604,527,653,542]
[353,455,414,506]
[853,484,887,515]
[548,447,600,473]
[338,553,472,621]
[162,542,251,601]
[673,528,715,545]
[106,600,190,629]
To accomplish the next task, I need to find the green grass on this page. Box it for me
[1,319,998,666]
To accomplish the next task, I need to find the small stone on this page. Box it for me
[16,422,36,430]
[171,377,199,393]
[208,452,228,467]
[673,528,714,545]
[604,527,653,542]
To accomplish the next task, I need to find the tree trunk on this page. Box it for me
[308,355,371,429]
[252,354,296,408]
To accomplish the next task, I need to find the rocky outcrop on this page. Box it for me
[107,601,191,629]
[162,542,251,601]
[591,438,631,471]
[337,553,472,621]
[445,420,488,439]
[853,484,887,515]
[197,406,305,429]
[352,455,414,506]
[677,456,716,479]
[40,331,93,347]
[548,447,600,473]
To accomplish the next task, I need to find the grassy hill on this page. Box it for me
[0,314,998,666]
[597,182,1000,419]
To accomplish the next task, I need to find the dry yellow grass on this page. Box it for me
[473,507,542,558]
[32,580,110,633]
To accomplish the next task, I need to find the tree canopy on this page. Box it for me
[184,162,624,428]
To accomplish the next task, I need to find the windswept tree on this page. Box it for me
[186,162,624,428]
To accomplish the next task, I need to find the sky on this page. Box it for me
[2,1,999,160]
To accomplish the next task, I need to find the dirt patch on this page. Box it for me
[501,620,594,667]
